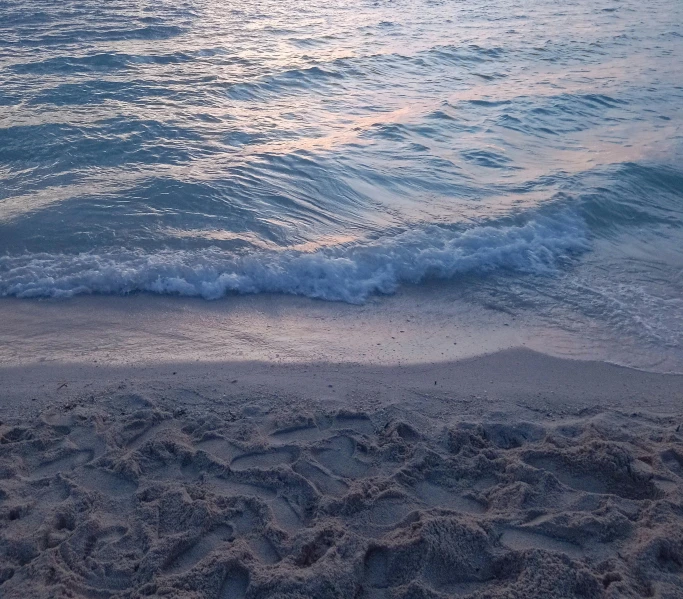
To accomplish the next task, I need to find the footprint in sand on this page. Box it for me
[39,412,73,436]
[313,436,369,479]
[123,419,175,451]
[30,450,93,479]
[270,424,326,444]
[525,455,658,500]
[333,414,375,435]
[208,477,301,533]
[525,456,610,494]
[230,447,298,471]
[248,536,280,564]
[414,480,485,513]
[1,427,33,443]
[269,496,302,532]
[499,528,584,558]
[661,449,683,477]
[363,545,414,589]
[196,437,242,462]
[56,524,134,592]
[209,478,277,500]
[366,497,415,527]
[218,565,250,599]
[364,546,390,588]
[294,460,348,496]
[163,525,233,575]
[76,468,138,497]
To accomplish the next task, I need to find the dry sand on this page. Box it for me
[1,349,682,598]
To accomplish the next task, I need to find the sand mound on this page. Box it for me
[1,391,682,598]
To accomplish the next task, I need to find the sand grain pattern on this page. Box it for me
[1,380,682,599]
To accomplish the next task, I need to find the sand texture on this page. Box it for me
[1,368,682,599]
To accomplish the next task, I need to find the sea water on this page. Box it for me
[1,0,682,366]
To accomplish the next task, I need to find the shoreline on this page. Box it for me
[1,289,682,376]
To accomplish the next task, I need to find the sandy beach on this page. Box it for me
[2,0,683,596]
[1,313,682,599]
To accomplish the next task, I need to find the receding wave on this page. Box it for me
[0,212,588,303]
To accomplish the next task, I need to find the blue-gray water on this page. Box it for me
[1,0,682,362]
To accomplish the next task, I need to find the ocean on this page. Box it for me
[1,0,682,369]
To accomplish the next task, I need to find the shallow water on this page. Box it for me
[1,0,682,366]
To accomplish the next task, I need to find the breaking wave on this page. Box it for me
[0,212,588,303]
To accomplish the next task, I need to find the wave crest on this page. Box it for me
[0,212,589,303]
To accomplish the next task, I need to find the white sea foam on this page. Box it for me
[0,213,589,303]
